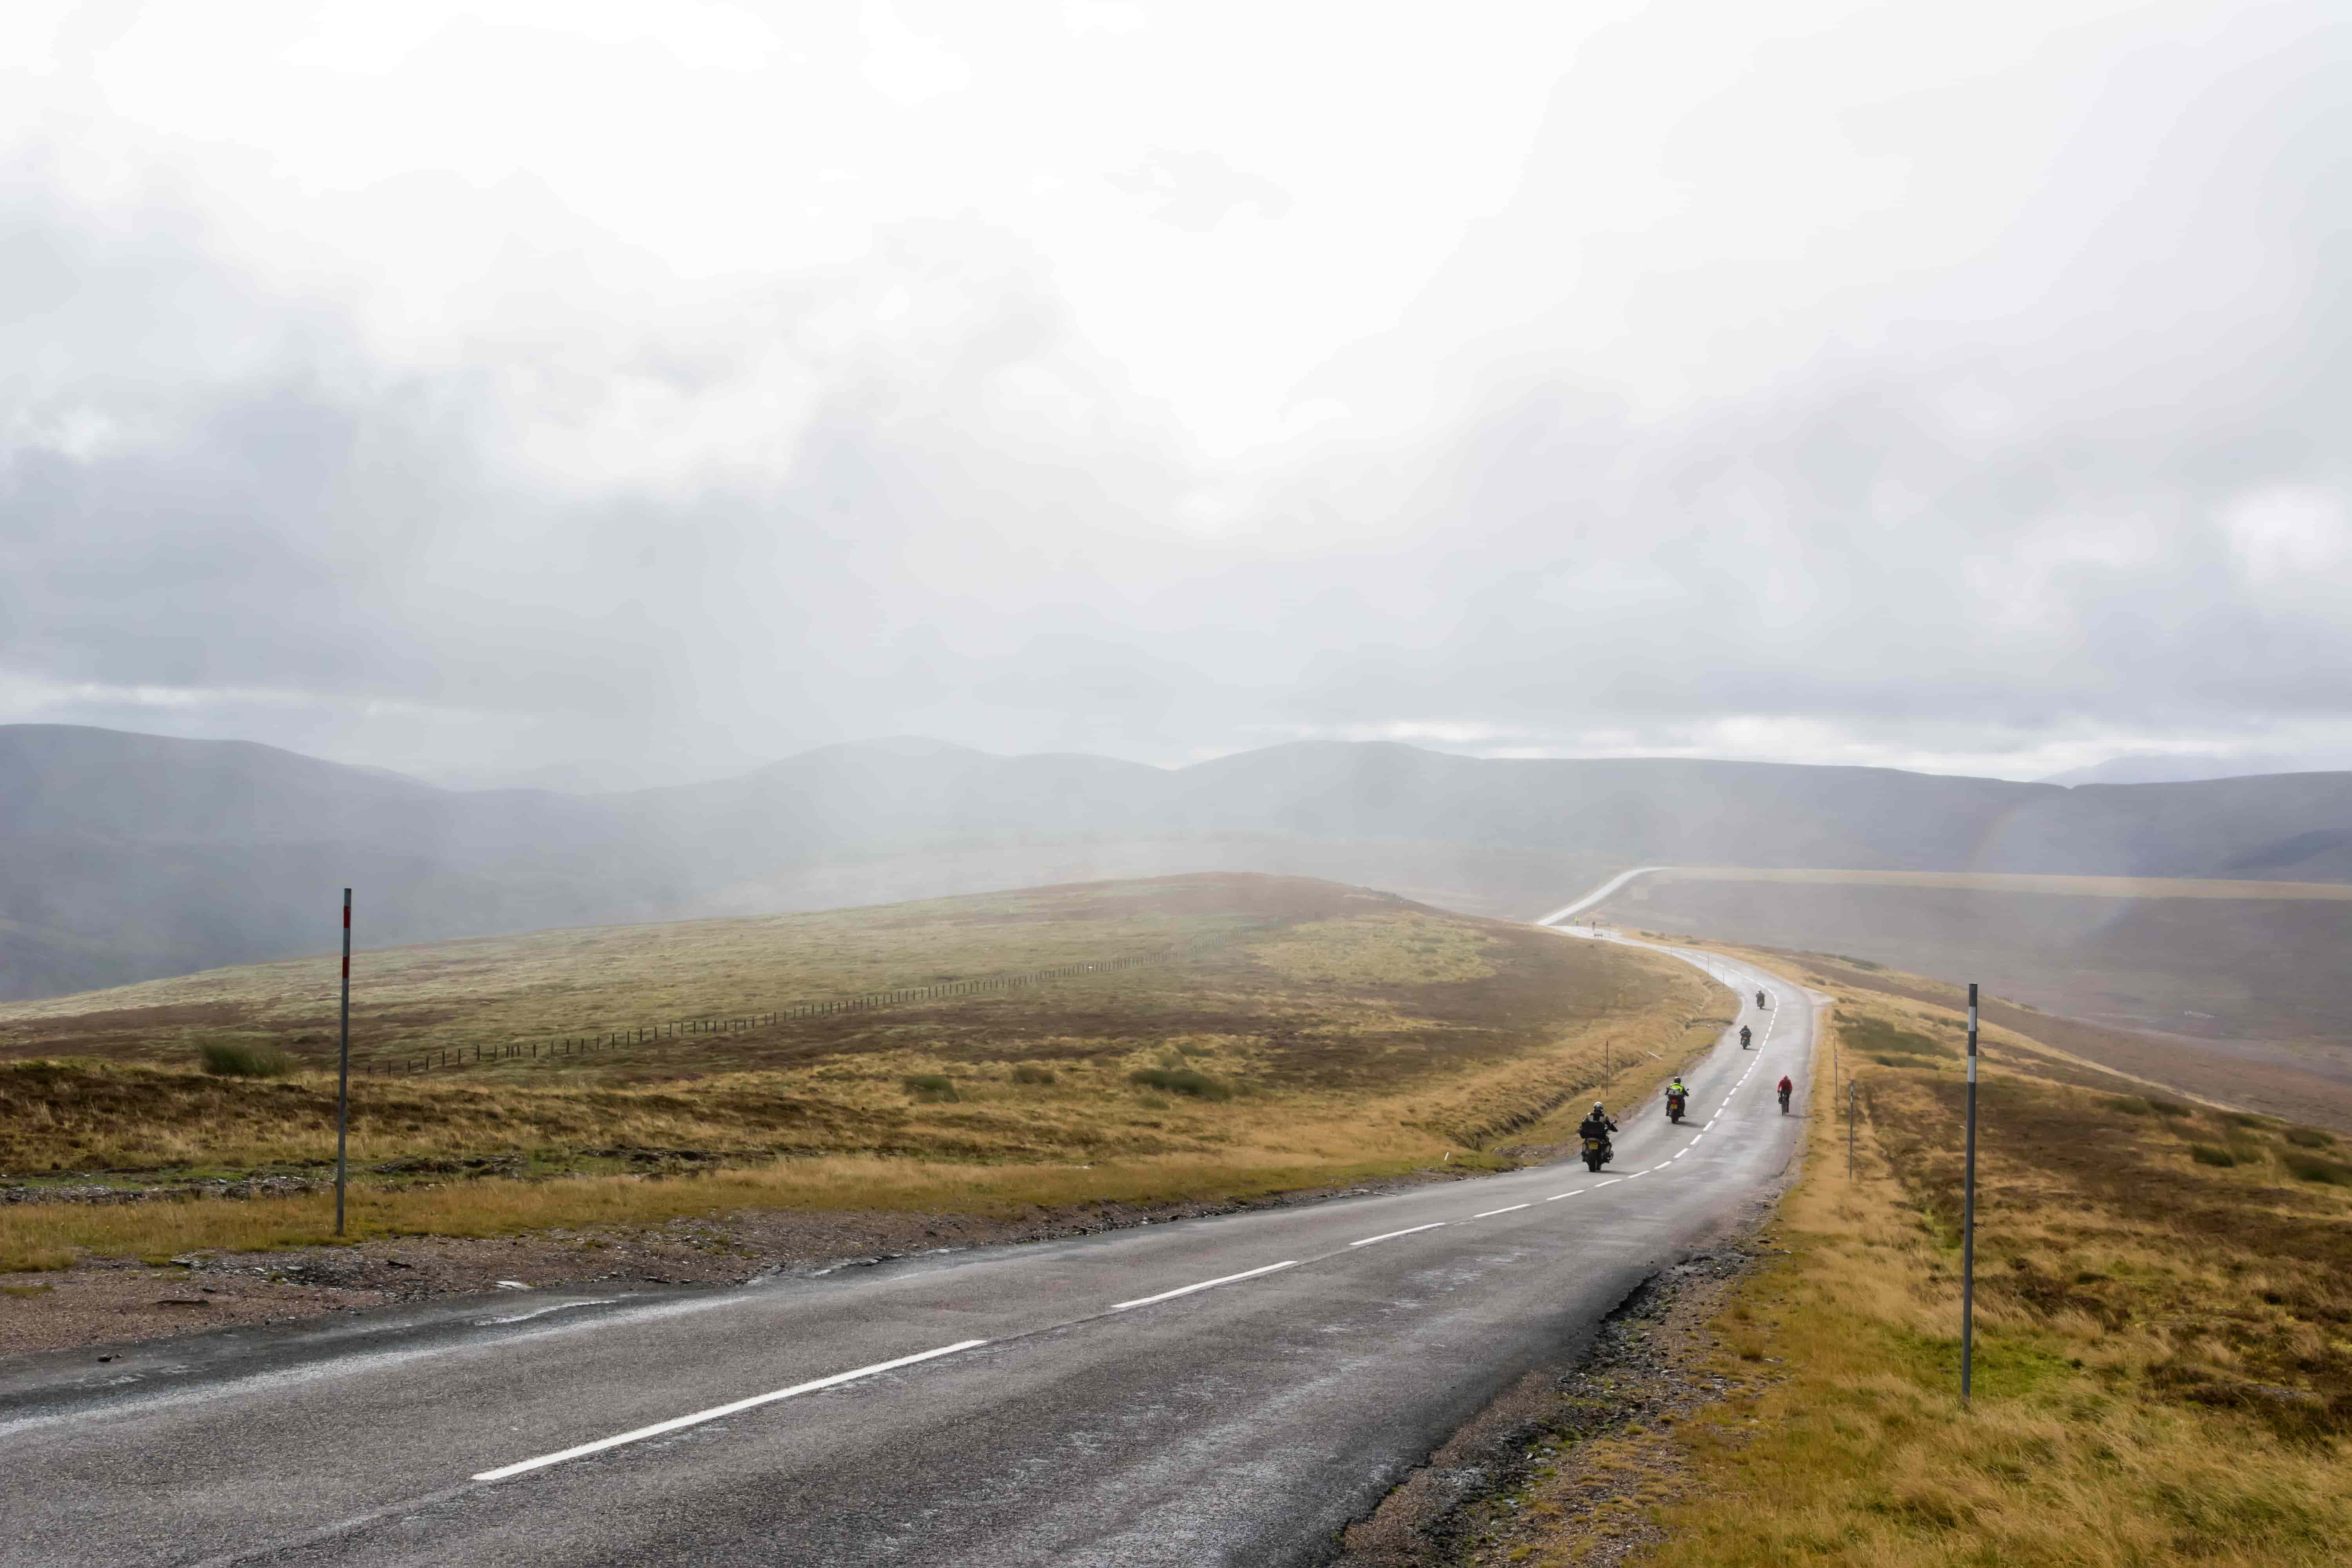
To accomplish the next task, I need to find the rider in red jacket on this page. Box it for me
[1777,1074,1794,1111]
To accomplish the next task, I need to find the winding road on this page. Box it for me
[0,919,1813,1567]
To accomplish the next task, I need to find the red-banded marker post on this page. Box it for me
[335,888,352,1236]
[1960,980,1979,1403]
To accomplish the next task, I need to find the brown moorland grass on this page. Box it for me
[1640,866,2352,902]
[1612,875,2352,1057]
[1479,968,2352,1568]
[0,877,1723,1270]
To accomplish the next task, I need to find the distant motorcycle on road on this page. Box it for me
[1777,1076,1793,1114]
[1581,1134,1613,1172]
[1665,1088,1687,1124]
[1739,1025,1753,1049]
[1756,989,1769,1010]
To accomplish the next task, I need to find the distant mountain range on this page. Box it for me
[5,722,2350,1002]
[2040,752,2352,786]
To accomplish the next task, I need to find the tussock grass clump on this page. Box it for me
[1128,1067,1231,1101]
[2147,1096,2195,1118]
[196,1040,296,1079]
[2285,1125,2335,1148]
[2109,1095,2153,1115]
[2189,1143,2238,1167]
[1842,1014,1953,1065]
[2283,1151,2352,1186]
[900,1073,958,1102]
[1009,1064,1056,1085]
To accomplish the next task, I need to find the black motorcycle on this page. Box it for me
[1581,1134,1613,1172]
[1666,1091,1687,1124]
[1777,1084,1792,1114]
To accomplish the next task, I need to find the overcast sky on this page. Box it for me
[5,0,2349,789]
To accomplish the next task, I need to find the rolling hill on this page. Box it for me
[6,722,2352,1002]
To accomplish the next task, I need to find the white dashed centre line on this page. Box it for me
[1545,1190,1583,1201]
[1472,1204,1530,1219]
[474,1339,989,1481]
[1349,1222,1447,1248]
[1111,1260,1299,1312]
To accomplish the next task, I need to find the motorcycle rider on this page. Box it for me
[1664,1076,1688,1112]
[1756,989,1768,1009]
[1777,1073,1794,1112]
[1739,1024,1753,1049]
[1578,1100,1619,1160]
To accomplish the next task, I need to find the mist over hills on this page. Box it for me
[5,722,2350,1003]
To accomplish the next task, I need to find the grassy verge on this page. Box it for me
[1477,965,2352,1567]
[0,1149,1502,1272]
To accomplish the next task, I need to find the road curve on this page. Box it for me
[1532,867,1672,927]
[0,928,1813,1568]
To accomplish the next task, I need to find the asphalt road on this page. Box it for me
[0,929,1811,1567]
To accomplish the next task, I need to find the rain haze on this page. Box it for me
[7,0,2350,789]
[14,12,2352,1561]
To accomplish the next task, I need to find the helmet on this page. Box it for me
[1592,1101,1605,1112]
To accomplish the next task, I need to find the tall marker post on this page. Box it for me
[335,888,352,1236]
[1960,980,1979,1404]
[1847,1080,1857,1180]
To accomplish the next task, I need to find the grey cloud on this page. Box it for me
[6,9,2352,784]
[1108,150,1292,230]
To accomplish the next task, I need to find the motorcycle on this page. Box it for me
[1777,1085,1792,1114]
[1666,1091,1686,1125]
[1756,989,1768,1009]
[1581,1134,1612,1172]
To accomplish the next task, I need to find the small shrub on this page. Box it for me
[197,1040,295,1079]
[2147,1098,2194,1118]
[2108,1097,2152,1116]
[2284,1126,2334,1148]
[2282,1152,2352,1186]
[901,1073,958,1102]
[2188,1144,2237,1167]
[1010,1064,1056,1085]
[1128,1066,1232,1101]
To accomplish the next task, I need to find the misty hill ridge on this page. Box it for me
[4,723,2350,1002]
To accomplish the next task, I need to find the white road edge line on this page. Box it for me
[1111,1260,1298,1311]
[1349,1222,1447,1247]
[1472,1204,1530,1218]
[472,1339,988,1481]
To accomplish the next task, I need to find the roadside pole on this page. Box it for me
[335,889,352,1237]
[1960,980,1979,1404]
[1847,1080,1857,1179]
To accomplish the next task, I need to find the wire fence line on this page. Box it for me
[374,951,1174,1076]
